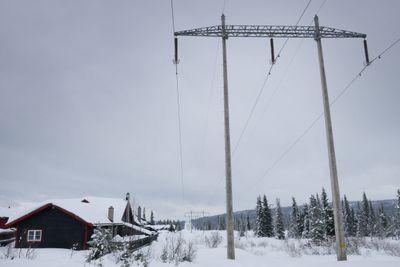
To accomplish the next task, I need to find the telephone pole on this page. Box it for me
[174,14,368,261]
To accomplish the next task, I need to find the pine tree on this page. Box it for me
[301,204,310,238]
[288,197,300,238]
[255,196,263,237]
[261,195,274,237]
[246,214,251,231]
[239,215,245,237]
[350,207,357,236]
[309,194,325,243]
[343,195,356,236]
[377,204,388,238]
[274,198,285,239]
[357,192,370,237]
[150,210,155,225]
[321,188,335,237]
[393,189,400,239]
[368,200,376,236]
[219,216,226,230]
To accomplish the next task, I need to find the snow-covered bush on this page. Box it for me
[0,243,36,261]
[1,243,15,260]
[87,228,113,263]
[160,233,197,264]
[283,239,302,257]
[204,231,222,248]
[116,244,151,267]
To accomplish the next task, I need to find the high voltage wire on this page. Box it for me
[232,0,314,158]
[234,0,329,162]
[199,41,221,173]
[222,0,227,14]
[247,36,400,191]
[206,0,316,203]
[170,0,185,204]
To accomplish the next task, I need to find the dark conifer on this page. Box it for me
[288,197,300,238]
[274,198,285,239]
[309,194,325,243]
[255,196,263,236]
[321,188,335,237]
[261,195,274,237]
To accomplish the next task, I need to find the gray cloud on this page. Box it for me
[1,0,399,219]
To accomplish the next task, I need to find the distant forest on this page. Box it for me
[188,189,400,241]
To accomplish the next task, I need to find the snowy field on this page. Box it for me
[1,230,400,267]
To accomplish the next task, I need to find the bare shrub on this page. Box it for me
[160,233,197,265]
[204,232,222,248]
[182,241,196,262]
[283,240,302,257]
[1,243,15,260]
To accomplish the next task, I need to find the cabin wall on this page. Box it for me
[15,207,92,250]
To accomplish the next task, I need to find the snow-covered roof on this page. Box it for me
[0,204,36,219]
[7,197,132,225]
[121,222,154,236]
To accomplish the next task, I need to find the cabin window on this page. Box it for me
[27,230,42,242]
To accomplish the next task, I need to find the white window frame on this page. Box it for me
[27,230,42,242]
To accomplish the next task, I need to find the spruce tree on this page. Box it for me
[301,204,310,238]
[393,189,400,238]
[350,207,357,236]
[255,196,263,237]
[288,197,300,238]
[357,192,370,237]
[309,194,325,243]
[274,198,285,239]
[150,210,155,225]
[343,195,356,236]
[368,200,376,236]
[321,188,335,237]
[261,195,274,237]
[219,216,226,230]
[343,195,352,236]
[377,204,388,238]
[246,214,251,231]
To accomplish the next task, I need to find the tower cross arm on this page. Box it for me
[174,24,366,39]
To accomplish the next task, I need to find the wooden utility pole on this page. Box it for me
[221,14,235,260]
[314,15,346,260]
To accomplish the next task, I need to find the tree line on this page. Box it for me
[253,188,400,243]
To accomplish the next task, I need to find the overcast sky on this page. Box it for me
[0,0,399,220]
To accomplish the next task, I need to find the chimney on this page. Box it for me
[126,192,130,201]
[108,206,114,222]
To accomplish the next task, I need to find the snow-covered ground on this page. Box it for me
[1,230,400,267]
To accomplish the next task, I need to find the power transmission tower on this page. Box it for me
[184,211,210,233]
[174,15,368,261]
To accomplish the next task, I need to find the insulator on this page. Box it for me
[270,38,275,65]
[363,39,370,65]
[174,37,179,64]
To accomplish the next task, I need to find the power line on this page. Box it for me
[206,0,315,204]
[170,0,185,204]
[199,41,221,173]
[234,0,329,161]
[231,0,314,157]
[247,36,400,191]
[222,0,227,14]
